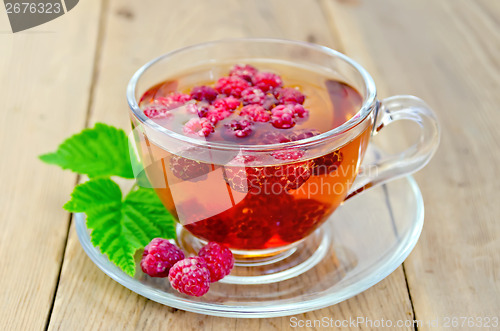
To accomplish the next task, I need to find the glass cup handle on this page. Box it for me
[346,95,441,200]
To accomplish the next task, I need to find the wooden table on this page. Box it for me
[1,0,499,330]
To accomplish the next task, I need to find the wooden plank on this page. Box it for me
[48,0,414,329]
[322,0,500,326]
[0,1,102,330]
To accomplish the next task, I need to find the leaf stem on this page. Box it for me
[130,181,139,192]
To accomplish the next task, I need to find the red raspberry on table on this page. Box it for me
[241,87,266,105]
[198,242,234,282]
[312,150,343,175]
[140,238,185,277]
[169,154,211,182]
[224,118,254,138]
[156,92,192,109]
[274,87,305,105]
[288,129,320,142]
[271,149,305,161]
[229,64,258,82]
[190,86,218,103]
[253,72,283,92]
[183,118,215,137]
[240,104,270,122]
[143,105,172,119]
[271,105,296,129]
[215,76,250,98]
[168,257,211,297]
[213,96,241,111]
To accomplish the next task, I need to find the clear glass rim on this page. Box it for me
[126,38,377,152]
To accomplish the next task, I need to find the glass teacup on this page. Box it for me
[127,39,439,270]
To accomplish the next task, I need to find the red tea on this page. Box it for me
[133,63,372,251]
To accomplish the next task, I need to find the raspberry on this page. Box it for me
[289,104,309,118]
[241,87,266,105]
[170,153,211,182]
[187,194,294,250]
[184,217,230,243]
[143,105,172,119]
[215,76,250,98]
[198,242,234,282]
[156,92,191,109]
[206,107,232,124]
[271,105,296,129]
[140,238,185,277]
[186,103,211,118]
[274,87,305,105]
[271,149,305,161]
[229,214,273,249]
[168,257,211,297]
[223,166,261,193]
[278,199,329,243]
[280,162,312,190]
[213,96,241,111]
[229,64,258,82]
[190,86,218,103]
[183,118,215,137]
[223,161,312,194]
[261,131,291,144]
[253,72,283,92]
[224,118,253,138]
[224,193,293,249]
[312,150,343,175]
[288,129,320,141]
[240,104,270,122]
[229,195,275,248]
[262,94,279,110]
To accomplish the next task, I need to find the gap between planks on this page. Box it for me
[43,0,111,329]
[316,0,418,328]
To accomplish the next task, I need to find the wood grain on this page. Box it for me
[47,0,414,330]
[322,0,500,326]
[0,1,102,330]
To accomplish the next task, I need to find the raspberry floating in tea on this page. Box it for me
[215,76,250,98]
[241,87,266,105]
[190,85,217,102]
[229,64,258,82]
[140,64,314,141]
[240,104,270,122]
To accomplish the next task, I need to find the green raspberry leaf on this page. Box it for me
[39,123,134,179]
[64,178,176,277]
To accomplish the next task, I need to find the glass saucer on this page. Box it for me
[75,171,423,318]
